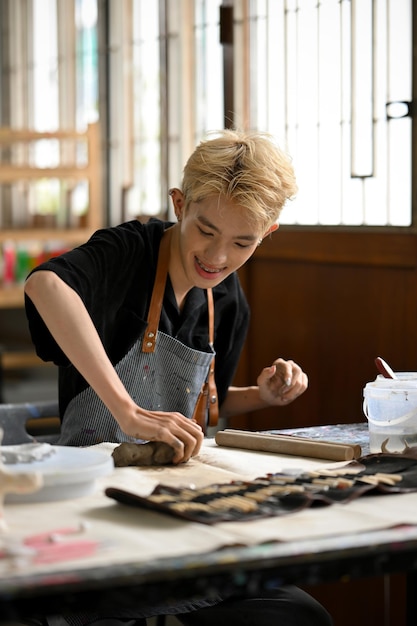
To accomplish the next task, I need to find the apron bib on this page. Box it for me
[58,331,214,446]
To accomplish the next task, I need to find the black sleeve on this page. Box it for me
[25,221,151,366]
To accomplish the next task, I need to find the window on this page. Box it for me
[0,0,99,229]
[115,0,224,222]
[242,0,413,226]
[1,0,413,228]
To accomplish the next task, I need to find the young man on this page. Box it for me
[24,129,332,626]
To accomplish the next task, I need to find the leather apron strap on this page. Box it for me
[141,228,172,354]
[141,228,218,431]
[206,288,219,428]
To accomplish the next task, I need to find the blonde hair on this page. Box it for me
[181,129,297,231]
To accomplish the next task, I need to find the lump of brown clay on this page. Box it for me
[112,441,175,467]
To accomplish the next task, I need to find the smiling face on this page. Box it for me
[169,192,276,300]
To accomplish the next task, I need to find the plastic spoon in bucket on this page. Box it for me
[375,356,398,380]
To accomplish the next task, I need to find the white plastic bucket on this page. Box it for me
[363,373,417,453]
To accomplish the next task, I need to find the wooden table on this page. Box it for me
[1,423,417,624]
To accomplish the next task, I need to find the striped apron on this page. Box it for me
[57,331,214,446]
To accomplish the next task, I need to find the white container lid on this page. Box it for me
[364,373,417,391]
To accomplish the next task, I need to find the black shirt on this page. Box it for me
[25,219,250,417]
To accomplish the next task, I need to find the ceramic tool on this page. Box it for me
[375,357,398,380]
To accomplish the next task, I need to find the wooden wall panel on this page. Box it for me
[231,229,417,431]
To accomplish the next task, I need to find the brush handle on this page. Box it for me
[375,356,398,379]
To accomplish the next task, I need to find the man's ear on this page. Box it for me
[168,188,185,220]
[261,223,279,239]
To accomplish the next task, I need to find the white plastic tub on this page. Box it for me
[363,373,417,453]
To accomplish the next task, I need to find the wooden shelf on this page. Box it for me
[1,350,50,369]
[0,123,102,311]
[0,227,96,244]
[0,284,25,309]
[0,165,93,181]
[0,122,102,233]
